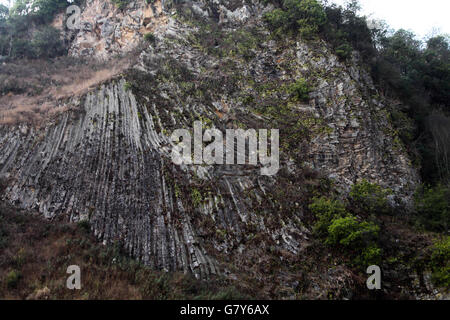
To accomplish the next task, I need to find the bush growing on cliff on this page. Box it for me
[0,209,7,249]
[112,0,131,10]
[414,184,449,232]
[6,270,21,289]
[349,180,392,215]
[309,196,382,268]
[11,0,80,24]
[263,0,374,56]
[263,0,326,39]
[429,236,450,288]
[327,216,381,268]
[334,43,353,60]
[326,216,379,247]
[321,1,377,61]
[287,78,310,102]
[309,197,347,237]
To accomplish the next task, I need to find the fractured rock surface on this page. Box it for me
[0,0,420,289]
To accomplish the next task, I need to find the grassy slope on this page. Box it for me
[0,202,252,300]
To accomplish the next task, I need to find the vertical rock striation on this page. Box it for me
[0,0,420,288]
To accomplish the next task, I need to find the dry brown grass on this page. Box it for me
[0,56,131,126]
[0,202,251,300]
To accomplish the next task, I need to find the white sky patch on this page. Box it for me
[329,0,449,39]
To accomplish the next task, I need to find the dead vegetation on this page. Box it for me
[0,202,251,300]
[0,56,131,126]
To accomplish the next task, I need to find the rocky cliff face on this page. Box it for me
[66,0,168,59]
[60,0,256,60]
[0,0,421,297]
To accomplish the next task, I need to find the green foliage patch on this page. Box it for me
[111,0,131,10]
[263,0,326,39]
[309,196,382,268]
[286,78,311,102]
[349,180,392,215]
[429,237,450,288]
[309,197,347,237]
[414,184,449,232]
[0,0,72,59]
[5,270,21,289]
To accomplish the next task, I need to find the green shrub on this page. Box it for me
[263,9,288,35]
[309,197,348,237]
[429,237,450,288]
[263,0,326,39]
[349,180,392,214]
[287,78,311,102]
[321,2,377,61]
[326,216,381,268]
[144,32,156,43]
[355,245,382,267]
[111,0,131,10]
[191,189,203,208]
[414,184,449,232]
[124,81,132,91]
[335,43,353,60]
[326,216,379,248]
[12,0,73,25]
[309,196,381,269]
[6,270,21,289]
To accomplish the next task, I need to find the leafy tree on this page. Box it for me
[423,36,450,108]
[32,25,65,58]
[10,0,31,16]
[322,1,376,60]
[373,30,450,184]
